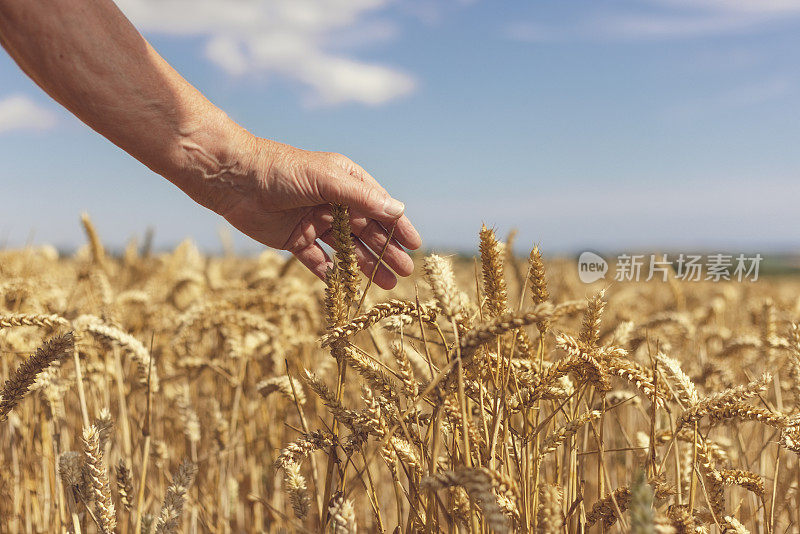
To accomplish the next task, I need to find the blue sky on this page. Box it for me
[2,0,800,254]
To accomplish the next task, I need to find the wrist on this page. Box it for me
[166,105,261,213]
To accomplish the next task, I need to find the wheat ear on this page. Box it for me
[83,425,117,533]
[528,245,550,332]
[328,491,357,534]
[579,289,606,351]
[479,224,509,317]
[81,212,106,265]
[330,203,360,309]
[424,254,470,320]
[284,461,310,519]
[154,459,197,534]
[116,460,134,512]
[320,300,438,346]
[0,332,74,421]
[536,484,564,533]
[0,313,69,330]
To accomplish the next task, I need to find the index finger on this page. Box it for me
[340,159,422,250]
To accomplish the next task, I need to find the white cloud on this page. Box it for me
[205,37,249,76]
[595,13,766,40]
[115,0,417,106]
[0,95,56,134]
[399,0,472,26]
[506,0,800,43]
[658,0,800,15]
[718,78,790,107]
[664,77,791,121]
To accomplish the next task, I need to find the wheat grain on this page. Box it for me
[329,491,358,534]
[154,459,197,534]
[285,461,310,519]
[538,411,601,458]
[330,203,360,308]
[0,332,74,421]
[320,299,438,346]
[479,225,509,318]
[82,425,117,533]
[424,254,471,321]
[116,459,134,511]
[257,375,307,404]
[536,484,564,533]
[421,467,510,533]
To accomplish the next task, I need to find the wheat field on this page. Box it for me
[1,209,800,533]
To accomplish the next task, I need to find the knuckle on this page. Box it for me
[362,186,384,206]
[328,152,353,169]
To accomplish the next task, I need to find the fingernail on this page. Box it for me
[383,198,405,218]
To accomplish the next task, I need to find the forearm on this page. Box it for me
[0,0,247,203]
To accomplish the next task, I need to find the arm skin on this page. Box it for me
[0,0,421,288]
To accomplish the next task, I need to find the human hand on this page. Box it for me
[186,133,421,289]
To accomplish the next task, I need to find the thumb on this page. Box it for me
[318,174,405,222]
